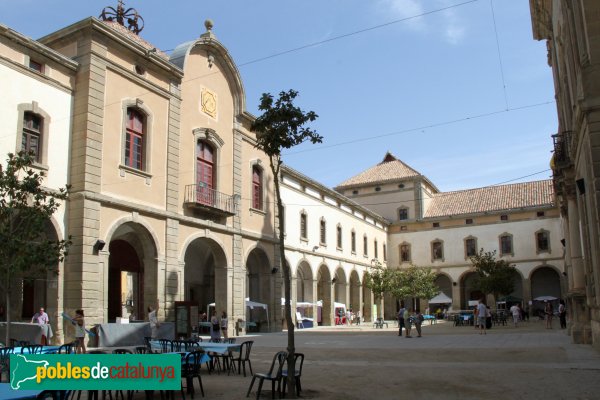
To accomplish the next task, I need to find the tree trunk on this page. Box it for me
[5,280,11,346]
[271,158,296,398]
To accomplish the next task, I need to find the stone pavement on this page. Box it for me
[119,319,599,399]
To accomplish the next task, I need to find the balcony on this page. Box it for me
[184,184,237,217]
[552,131,572,169]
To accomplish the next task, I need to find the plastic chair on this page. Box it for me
[0,347,14,383]
[57,342,75,354]
[158,339,173,353]
[112,348,133,354]
[230,340,254,377]
[281,353,304,397]
[246,351,287,399]
[182,349,205,398]
[134,346,149,354]
[21,344,43,354]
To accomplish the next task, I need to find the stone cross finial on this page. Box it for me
[205,19,214,32]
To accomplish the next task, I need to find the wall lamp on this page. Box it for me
[94,239,106,254]
[271,267,279,274]
[312,246,319,252]
[331,277,337,285]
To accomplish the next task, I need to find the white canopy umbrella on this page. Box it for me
[429,292,452,304]
[533,296,558,301]
[208,299,270,330]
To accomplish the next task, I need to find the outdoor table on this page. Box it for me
[0,383,44,399]
[10,346,61,354]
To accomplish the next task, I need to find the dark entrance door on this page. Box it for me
[108,240,143,322]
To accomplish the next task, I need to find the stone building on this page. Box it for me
[530,0,600,347]
[336,153,565,319]
[0,23,77,327]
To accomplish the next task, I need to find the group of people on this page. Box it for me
[209,310,228,340]
[544,299,567,329]
[397,303,425,338]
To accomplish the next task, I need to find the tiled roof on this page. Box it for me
[335,152,422,189]
[423,180,555,218]
[101,21,169,59]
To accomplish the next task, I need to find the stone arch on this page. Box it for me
[434,273,453,298]
[530,265,562,299]
[246,247,273,332]
[459,270,483,309]
[333,266,347,305]
[349,269,361,315]
[316,264,332,326]
[362,271,373,322]
[106,219,159,322]
[296,260,313,302]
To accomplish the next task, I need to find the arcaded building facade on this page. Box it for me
[531,0,600,347]
[336,153,565,319]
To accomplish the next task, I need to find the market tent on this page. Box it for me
[429,292,452,304]
[280,298,315,308]
[533,296,558,301]
[208,299,270,330]
[316,300,347,312]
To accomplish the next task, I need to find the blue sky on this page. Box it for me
[0,0,557,192]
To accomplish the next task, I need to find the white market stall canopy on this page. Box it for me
[208,299,270,329]
[280,298,316,308]
[429,292,452,304]
[316,300,347,312]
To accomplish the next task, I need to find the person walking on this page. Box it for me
[404,308,412,338]
[220,311,229,339]
[510,303,520,327]
[558,300,567,329]
[72,309,86,354]
[477,298,487,335]
[210,310,221,341]
[544,301,553,329]
[414,310,424,337]
[148,298,160,339]
[397,303,405,336]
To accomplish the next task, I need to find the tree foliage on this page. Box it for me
[470,249,516,301]
[251,90,321,398]
[365,263,438,311]
[0,151,71,343]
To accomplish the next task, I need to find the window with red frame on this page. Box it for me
[22,112,42,162]
[125,108,144,170]
[252,166,263,210]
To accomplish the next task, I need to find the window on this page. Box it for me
[196,140,215,205]
[400,243,411,263]
[320,218,327,245]
[383,243,387,261]
[398,207,408,221]
[431,240,444,261]
[500,234,513,256]
[363,235,368,256]
[351,231,356,253]
[29,59,43,73]
[22,112,42,162]
[433,222,440,228]
[466,218,473,225]
[352,190,358,195]
[536,230,550,253]
[252,166,263,210]
[375,187,381,192]
[125,108,145,170]
[336,225,342,249]
[500,215,508,221]
[300,213,307,240]
[465,237,477,257]
[374,239,378,259]
[537,211,545,217]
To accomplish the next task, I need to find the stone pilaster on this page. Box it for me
[232,128,245,334]
[166,83,181,213]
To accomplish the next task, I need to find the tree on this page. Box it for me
[388,265,438,310]
[0,152,71,344]
[364,262,394,317]
[251,90,321,397]
[470,249,516,303]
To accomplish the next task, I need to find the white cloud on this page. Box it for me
[377,0,467,45]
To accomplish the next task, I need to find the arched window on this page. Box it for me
[125,108,145,170]
[499,233,514,256]
[398,207,409,221]
[400,243,411,263]
[431,240,444,262]
[252,166,263,210]
[196,140,215,205]
[22,112,42,162]
[320,218,327,245]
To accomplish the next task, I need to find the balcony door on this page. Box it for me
[196,140,215,206]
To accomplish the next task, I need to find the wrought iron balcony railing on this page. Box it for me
[552,131,572,168]
[184,184,236,216]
